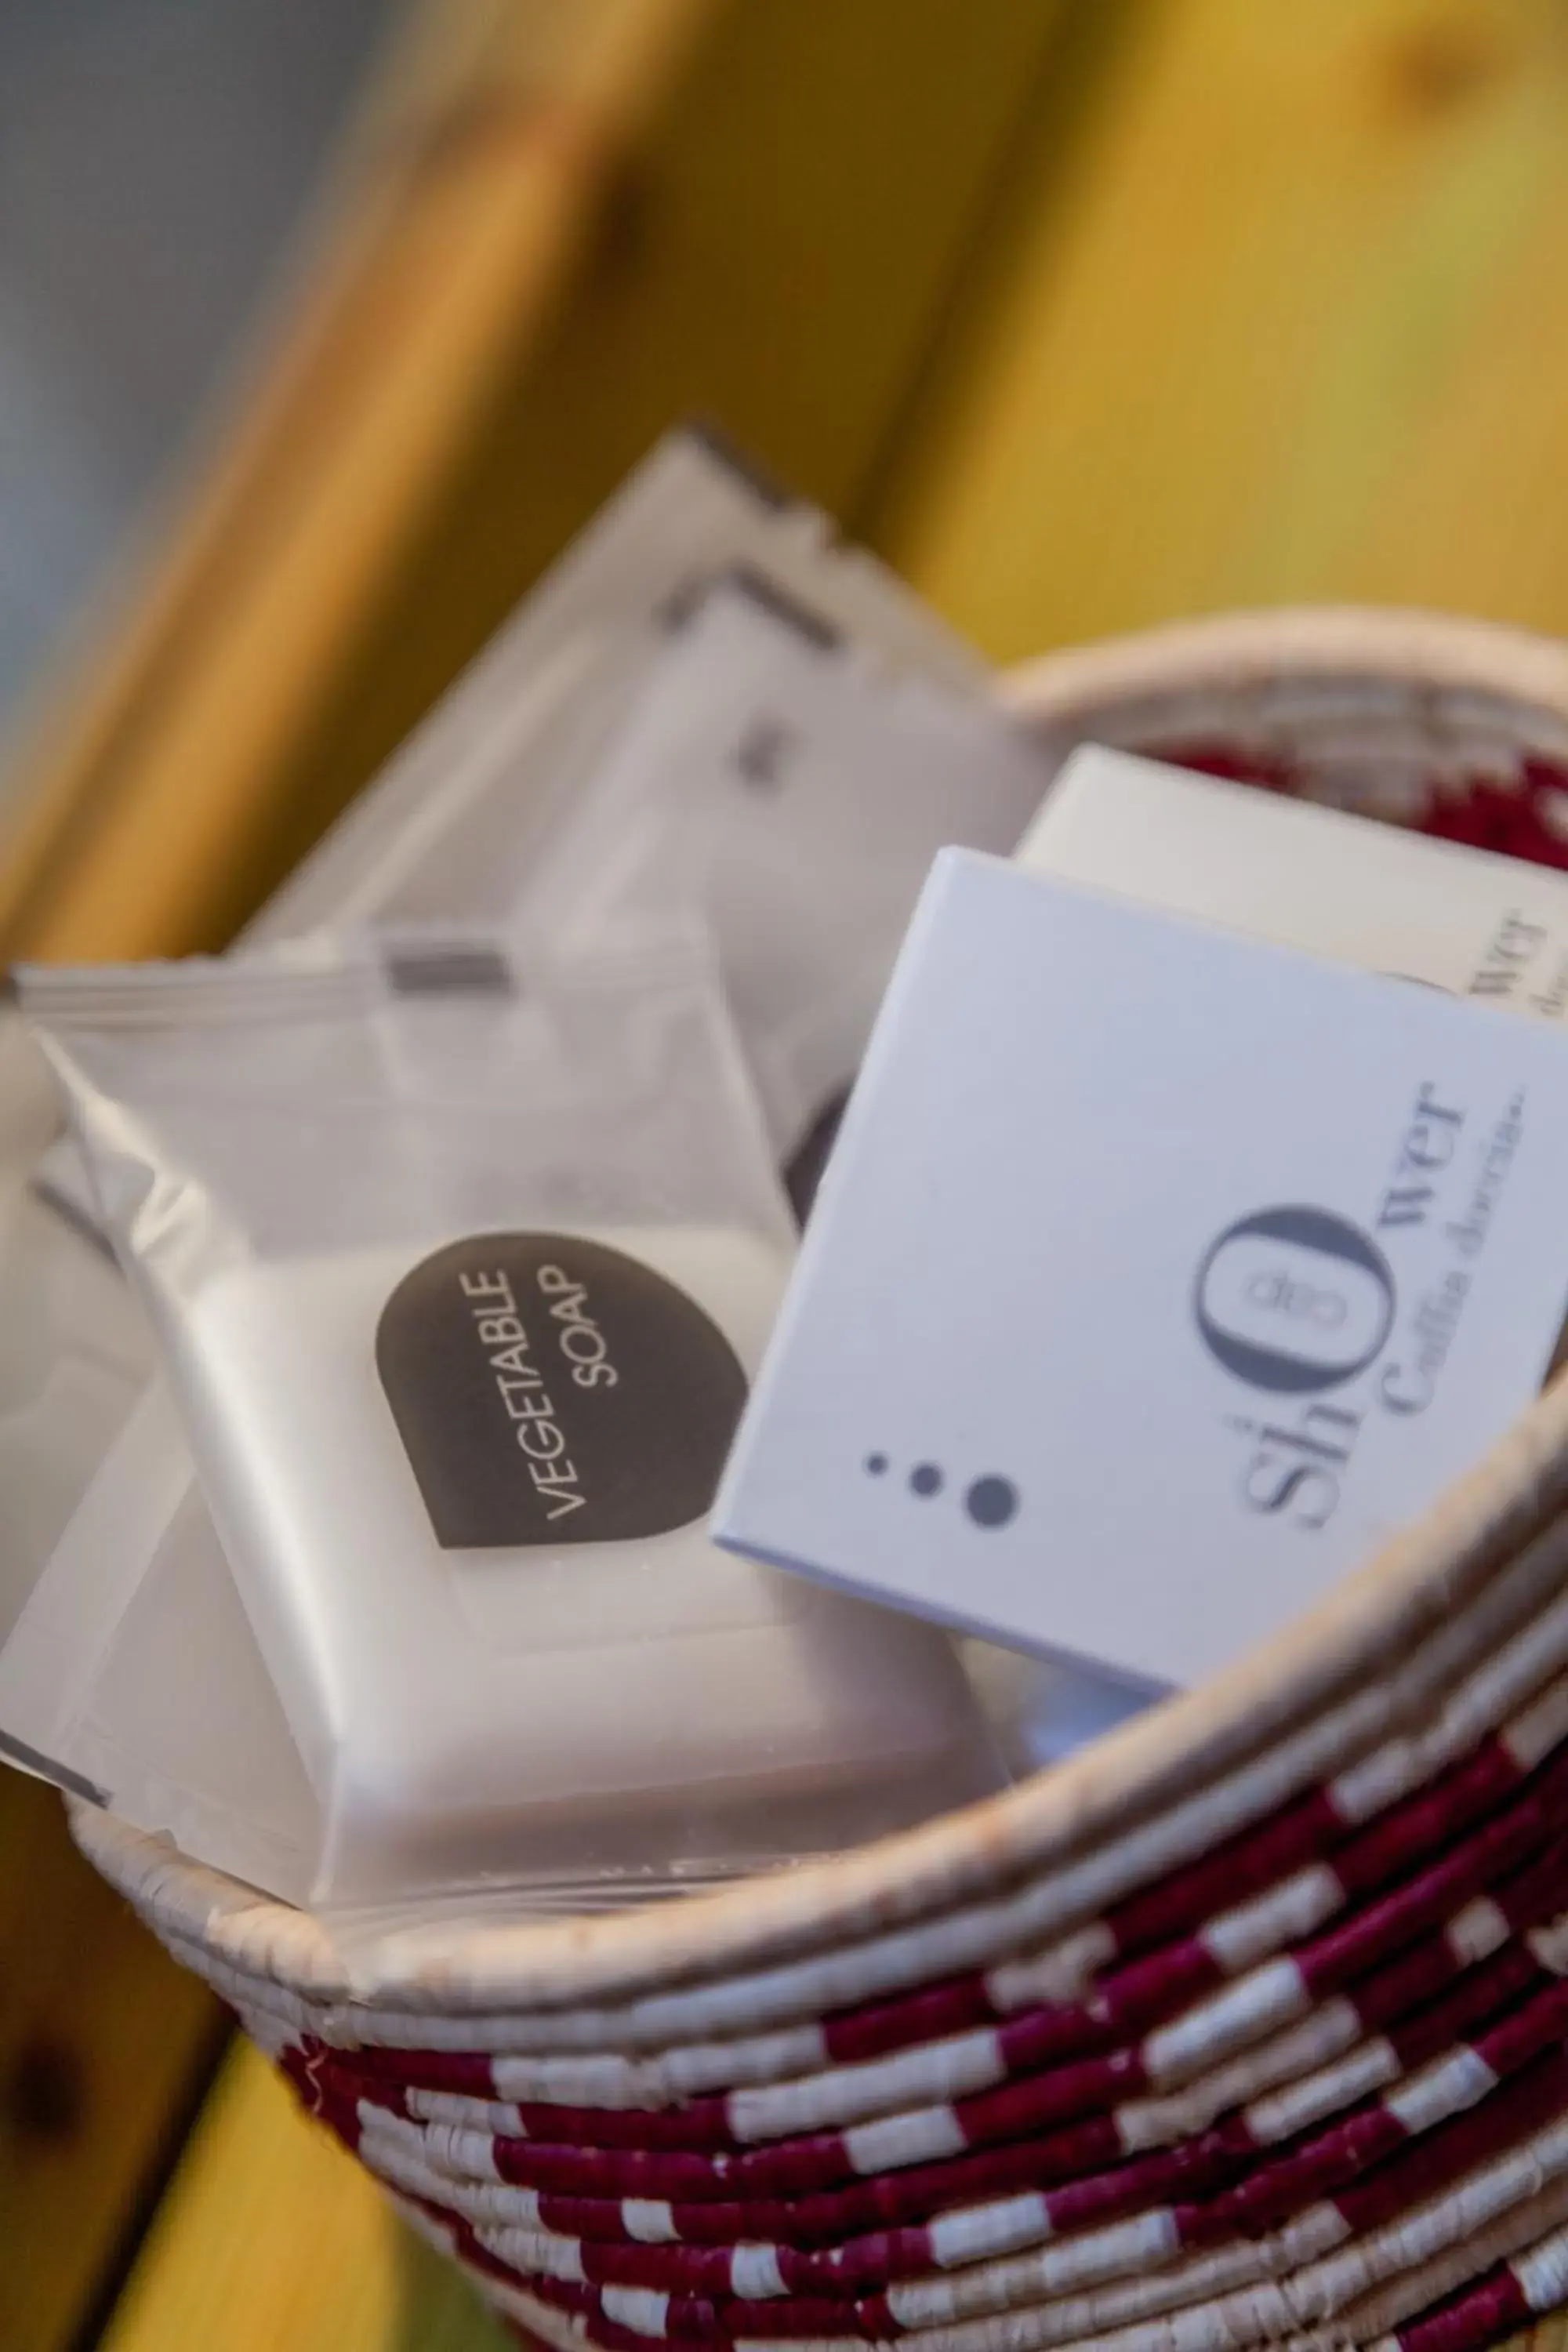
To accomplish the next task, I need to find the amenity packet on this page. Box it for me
[715,852,1568,1691]
[257,424,982,946]
[0,999,60,1163]
[19,937,1000,1912]
[503,573,1053,1166]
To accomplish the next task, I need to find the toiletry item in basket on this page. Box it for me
[19,938,1000,1911]
[715,855,1568,1693]
[503,571,1051,1164]
[1019,742,1568,1018]
[258,423,989,950]
[260,426,1047,1175]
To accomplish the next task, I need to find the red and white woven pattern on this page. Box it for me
[72,611,1568,2352]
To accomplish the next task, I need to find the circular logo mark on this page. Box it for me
[1194,1205,1396,1395]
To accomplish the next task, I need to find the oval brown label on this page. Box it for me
[376,1234,748,1549]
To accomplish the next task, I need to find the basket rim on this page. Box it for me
[73,601,1568,2014]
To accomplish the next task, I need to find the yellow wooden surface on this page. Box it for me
[0,0,1073,963]
[98,2040,507,2352]
[869,0,1568,660]
[0,1771,223,2352]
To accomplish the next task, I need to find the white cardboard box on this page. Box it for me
[714,851,1568,1691]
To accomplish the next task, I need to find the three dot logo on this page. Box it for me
[863,1452,1019,1529]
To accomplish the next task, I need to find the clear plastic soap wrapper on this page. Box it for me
[0,1010,152,1668]
[0,1377,350,1891]
[258,425,982,950]
[256,430,1047,1182]
[440,574,1051,1170]
[20,941,1003,1915]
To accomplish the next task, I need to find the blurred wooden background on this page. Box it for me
[8,1,1568,2345]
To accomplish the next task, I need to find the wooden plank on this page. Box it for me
[869,0,1568,662]
[98,2039,508,2352]
[0,1768,223,2352]
[0,0,1071,962]
[0,0,717,962]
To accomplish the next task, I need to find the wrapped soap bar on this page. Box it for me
[505,573,1051,1164]
[0,1187,149,1649]
[260,430,1048,1180]
[1018,741,1568,1012]
[260,424,980,946]
[20,938,1000,1913]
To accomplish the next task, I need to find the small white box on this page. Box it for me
[1018,745,1568,1020]
[714,852,1568,1692]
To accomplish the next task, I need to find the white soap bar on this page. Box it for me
[163,1224,991,1905]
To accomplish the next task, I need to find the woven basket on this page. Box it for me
[74,608,1568,2352]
